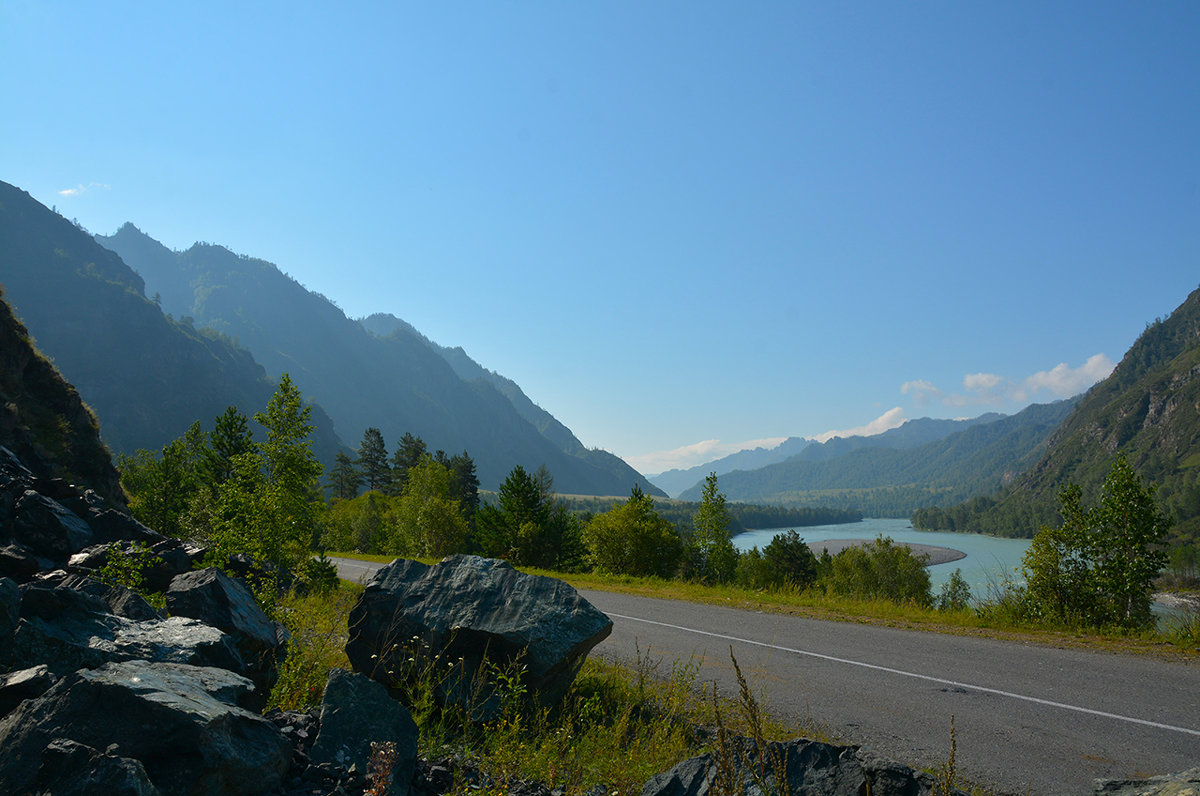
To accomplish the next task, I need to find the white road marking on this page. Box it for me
[606,612,1200,738]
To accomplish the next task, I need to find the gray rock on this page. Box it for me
[640,738,939,796]
[0,575,16,665]
[0,543,39,582]
[310,668,418,795]
[1094,767,1200,794]
[12,582,246,680]
[0,664,57,717]
[166,567,285,698]
[30,738,161,796]
[0,660,289,796]
[56,573,164,621]
[345,555,612,715]
[12,489,93,561]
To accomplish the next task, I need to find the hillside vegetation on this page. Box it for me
[915,284,1200,545]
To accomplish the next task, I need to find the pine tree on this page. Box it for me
[357,427,390,492]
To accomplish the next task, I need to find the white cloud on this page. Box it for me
[58,182,110,197]
[813,407,906,443]
[902,354,1116,411]
[1023,354,1115,398]
[625,436,788,475]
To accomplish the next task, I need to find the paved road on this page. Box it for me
[333,557,1200,795]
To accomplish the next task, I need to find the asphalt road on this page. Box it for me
[333,557,1200,795]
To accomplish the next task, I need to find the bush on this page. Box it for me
[825,537,932,606]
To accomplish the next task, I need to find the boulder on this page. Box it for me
[11,489,93,561]
[0,660,290,796]
[13,581,246,680]
[0,542,39,582]
[56,573,164,621]
[0,664,57,717]
[29,738,160,796]
[84,507,164,547]
[0,575,16,665]
[166,567,286,696]
[640,738,941,796]
[345,555,612,714]
[310,668,418,794]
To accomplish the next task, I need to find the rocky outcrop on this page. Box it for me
[640,737,946,796]
[345,555,612,715]
[0,660,290,795]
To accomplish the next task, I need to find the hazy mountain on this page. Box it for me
[98,225,660,496]
[915,284,1200,544]
[0,181,342,465]
[678,404,1075,515]
[648,437,813,498]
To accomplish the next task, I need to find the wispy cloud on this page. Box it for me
[902,354,1116,409]
[626,436,788,475]
[58,182,110,197]
[812,407,907,443]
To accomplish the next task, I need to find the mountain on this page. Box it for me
[0,286,124,506]
[648,437,813,498]
[0,181,342,464]
[97,225,660,496]
[914,284,1200,544]
[678,404,1075,515]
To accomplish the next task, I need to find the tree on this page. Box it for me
[691,473,738,584]
[357,427,390,492]
[389,432,428,495]
[1022,455,1169,628]
[325,451,362,500]
[206,406,254,486]
[390,457,469,558]
[582,487,682,577]
[763,530,818,589]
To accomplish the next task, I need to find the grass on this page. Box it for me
[268,580,822,795]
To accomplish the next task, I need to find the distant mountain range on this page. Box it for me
[95,222,659,495]
[648,437,813,497]
[915,284,1200,544]
[674,407,1075,517]
[0,181,343,466]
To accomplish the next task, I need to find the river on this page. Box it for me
[734,517,1029,595]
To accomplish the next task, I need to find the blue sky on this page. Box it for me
[3,2,1198,474]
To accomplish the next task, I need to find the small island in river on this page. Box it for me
[807,538,967,567]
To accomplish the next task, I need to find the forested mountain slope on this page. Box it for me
[915,284,1200,543]
[680,403,1075,515]
[0,181,341,464]
[98,225,659,495]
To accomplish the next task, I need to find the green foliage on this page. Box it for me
[1022,455,1169,628]
[476,465,585,570]
[325,451,362,500]
[689,473,737,585]
[825,537,932,606]
[763,530,819,589]
[266,585,359,711]
[935,569,972,611]
[96,542,156,595]
[357,427,390,492]
[583,487,682,577]
[389,432,428,495]
[388,457,470,558]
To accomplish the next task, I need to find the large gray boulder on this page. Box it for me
[640,738,941,796]
[310,668,419,795]
[166,567,286,698]
[12,581,246,678]
[1094,767,1200,794]
[0,664,57,717]
[0,660,289,796]
[11,489,93,561]
[345,555,612,714]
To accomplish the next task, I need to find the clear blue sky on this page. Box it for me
[3,2,1198,474]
